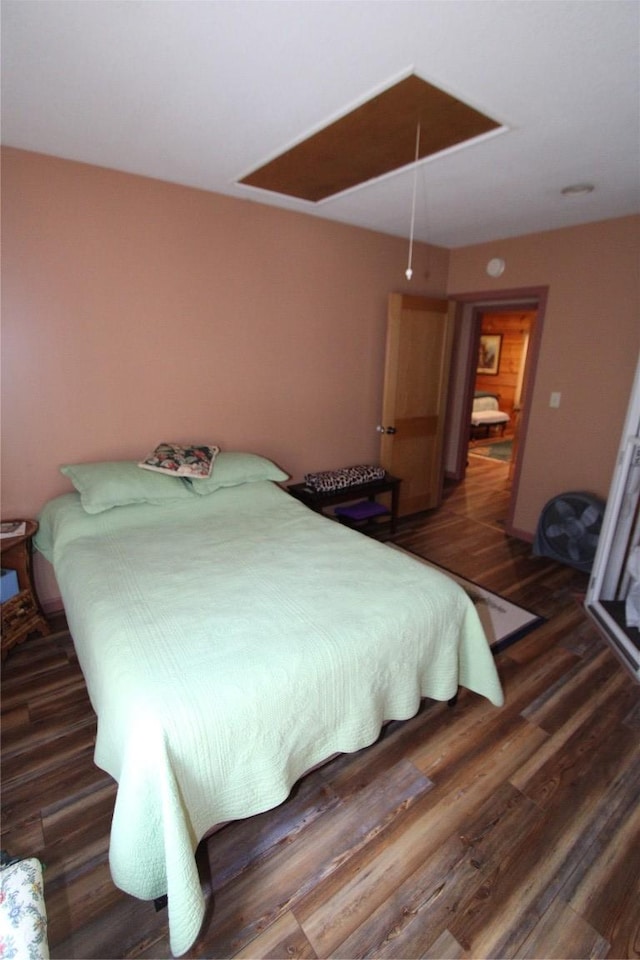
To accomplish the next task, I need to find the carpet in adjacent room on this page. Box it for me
[469,438,513,462]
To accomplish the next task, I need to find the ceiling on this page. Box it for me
[2,0,639,248]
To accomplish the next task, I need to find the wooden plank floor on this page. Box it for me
[2,456,639,959]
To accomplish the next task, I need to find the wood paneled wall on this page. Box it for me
[475,311,536,425]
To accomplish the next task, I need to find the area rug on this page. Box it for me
[469,438,513,462]
[391,545,545,653]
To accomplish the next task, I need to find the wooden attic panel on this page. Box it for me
[240,74,500,202]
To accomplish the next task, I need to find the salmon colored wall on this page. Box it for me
[4,149,638,605]
[448,215,640,538]
[1,148,449,604]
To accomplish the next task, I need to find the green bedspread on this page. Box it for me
[36,480,503,956]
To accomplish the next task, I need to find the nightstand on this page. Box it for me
[1,519,50,660]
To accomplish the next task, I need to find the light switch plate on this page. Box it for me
[550,391,561,408]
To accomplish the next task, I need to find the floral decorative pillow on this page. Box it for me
[0,858,49,959]
[138,443,220,479]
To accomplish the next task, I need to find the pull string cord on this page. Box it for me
[405,121,421,281]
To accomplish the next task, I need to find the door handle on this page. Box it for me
[376,425,397,435]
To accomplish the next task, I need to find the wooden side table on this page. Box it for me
[1,519,50,660]
[287,474,401,534]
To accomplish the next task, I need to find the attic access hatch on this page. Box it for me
[239,74,502,202]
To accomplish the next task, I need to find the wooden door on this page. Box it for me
[379,293,454,516]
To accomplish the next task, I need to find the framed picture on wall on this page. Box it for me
[477,334,502,375]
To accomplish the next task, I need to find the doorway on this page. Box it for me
[467,307,536,468]
[444,286,548,537]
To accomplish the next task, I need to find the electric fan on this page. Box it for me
[533,492,606,572]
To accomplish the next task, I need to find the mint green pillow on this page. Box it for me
[61,460,196,514]
[190,452,288,495]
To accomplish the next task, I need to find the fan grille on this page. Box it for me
[534,492,605,572]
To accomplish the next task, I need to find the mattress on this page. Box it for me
[36,480,503,955]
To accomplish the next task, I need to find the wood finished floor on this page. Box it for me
[2,456,639,959]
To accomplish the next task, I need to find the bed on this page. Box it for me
[35,453,504,957]
[471,391,510,437]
